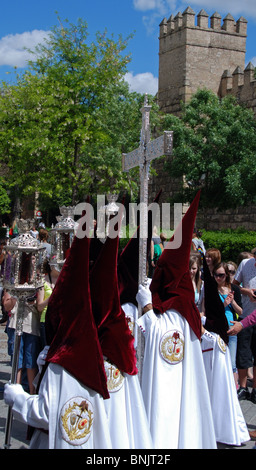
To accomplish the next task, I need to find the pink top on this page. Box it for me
[241,309,256,329]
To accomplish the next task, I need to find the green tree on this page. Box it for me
[162,89,256,210]
[0,176,11,214]
[0,17,146,209]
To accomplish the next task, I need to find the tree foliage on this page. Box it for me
[0,176,11,214]
[163,89,256,210]
[0,16,145,210]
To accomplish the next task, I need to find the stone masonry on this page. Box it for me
[149,6,256,230]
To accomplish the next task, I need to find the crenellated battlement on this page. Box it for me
[159,7,247,38]
[220,62,256,113]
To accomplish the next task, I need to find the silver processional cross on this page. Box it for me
[122,94,173,377]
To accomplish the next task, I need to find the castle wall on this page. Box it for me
[196,204,256,231]
[150,6,256,231]
[220,63,256,113]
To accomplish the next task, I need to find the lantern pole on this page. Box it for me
[4,297,26,449]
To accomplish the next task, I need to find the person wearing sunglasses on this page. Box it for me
[213,262,243,388]
[227,261,237,283]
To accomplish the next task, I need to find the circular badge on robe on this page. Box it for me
[60,397,93,445]
[159,329,185,365]
[104,360,125,392]
[217,335,227,354]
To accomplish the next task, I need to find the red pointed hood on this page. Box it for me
[45,225,109,399]
[150,191,202,339]
[90,212,137,375]
[203,255,229,344]
[89,222,104,270]
[118,190,162,306]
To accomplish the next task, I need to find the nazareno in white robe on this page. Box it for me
[98,302,152,449]
[103,358,153,449]
[11,362,112,449]
[137,308,217,449]
[201,327,250,446]
[11,359,153,449]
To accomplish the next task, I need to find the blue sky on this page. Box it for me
[0,0,256,95]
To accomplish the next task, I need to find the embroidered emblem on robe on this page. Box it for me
[125,314,135,337]
[104,360,125,392]
[217,335,227,354]
[159,329,185,364]
[60,397,93,445]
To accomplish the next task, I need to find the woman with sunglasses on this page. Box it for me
[213,262,243,387]
[227,261,237,283]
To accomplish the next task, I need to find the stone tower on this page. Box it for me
[158,7,247,115]
[149,6,256,229]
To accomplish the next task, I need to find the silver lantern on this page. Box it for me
[3,218,46,449]
[49,206,78,270]
[96,194,122,241]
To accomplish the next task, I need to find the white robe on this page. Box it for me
[103,359,153,449]
[11,360,152,449]
[201,329,250,446]
[11,362,112,449]
[137,308,217,449]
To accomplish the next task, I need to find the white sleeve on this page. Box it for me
[234,260,246,284]
[137,308,157,335]
[12,372,49,431]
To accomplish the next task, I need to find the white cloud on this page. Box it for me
[133,0,177,15]
[0,30,50,67]
[133,0,165,12]
[125,71,158,95]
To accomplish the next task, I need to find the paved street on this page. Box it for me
[0,323,256,450]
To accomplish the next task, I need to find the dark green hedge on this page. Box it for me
[202,229,256,264]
